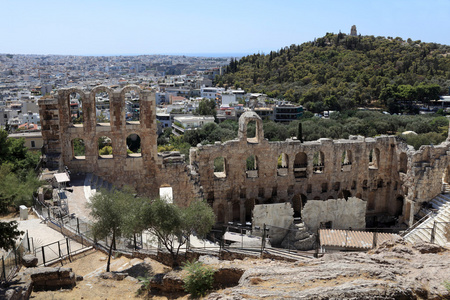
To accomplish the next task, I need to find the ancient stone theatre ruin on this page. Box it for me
[39,85,450,231]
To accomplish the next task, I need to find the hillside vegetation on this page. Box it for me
[217,33,450,112]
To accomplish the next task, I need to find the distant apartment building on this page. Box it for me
[273,103,303,122]
[172,115,215,136]
[156,112,172,128]
[220,93,237,106]
[217,107,237,122]
[8,131,43,150]
[254,107,274,120]
[201,87,225,100]
[20,111,40,125]
[156,92,167,105]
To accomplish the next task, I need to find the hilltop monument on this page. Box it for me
[350,25,357,36]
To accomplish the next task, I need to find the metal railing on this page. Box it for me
[1,231,31,283]
[404,221,450,245]
[401,211,436,238]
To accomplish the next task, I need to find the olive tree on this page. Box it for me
[87,187,139,272]
[141,199,215,267]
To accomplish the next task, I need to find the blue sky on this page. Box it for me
[1,0,449,56]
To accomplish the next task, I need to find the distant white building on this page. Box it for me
[19,111,40,125]
[172,115,215,136]
[221,93,237,106]
[201,87,225,100]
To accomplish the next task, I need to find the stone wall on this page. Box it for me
[39,86,199,206]
[189,111,410,225]
[302,197,366,232]
[39,87,450,228]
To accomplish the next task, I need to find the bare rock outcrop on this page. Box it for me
[207,242,450,299]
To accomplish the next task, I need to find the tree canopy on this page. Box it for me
[140,198,215,267]
[218,34,450,112]
[88,186,215,269]
[0,221,23,251]
[0,129,41,213]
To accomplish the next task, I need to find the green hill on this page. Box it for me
[217,33,450,112]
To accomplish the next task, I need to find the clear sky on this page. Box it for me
[1,0,449,56]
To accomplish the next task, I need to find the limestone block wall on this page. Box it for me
[40,87,450,229]
[404,141,450,224]
[39,86,197,203]
[252,203,294,244]
[190,112,408,225]
[302,197,366,232]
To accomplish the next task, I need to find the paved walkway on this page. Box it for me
[65,174,92,222]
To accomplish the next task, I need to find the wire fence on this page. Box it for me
[33,195,159,255]
[1,231,32,283]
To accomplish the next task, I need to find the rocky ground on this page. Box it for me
[28,249,169,299]
[206,240,450,299]
[11,239,450,299]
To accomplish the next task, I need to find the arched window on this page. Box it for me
[394,195,404,217]
[292,194,307,218]
[126,134,141,157]
[159,185,173,203]
[247,120,256,139]
[214,157,226,178]
[95,91,111,125]
[68,92,83,126]
[72,138,85,159]
[246,155,258,178]
[399,153,407,173]
[217,204,225,223]
[341,150,352,172]
[313,151,325,174]
[369,148,380,169]
[121,86,141,124]
[294,152,307,178]
[232,202,240,222]
[245,199,255,223]
[98,136,113,158]
[277,153,289,177]
[338,189,352,200]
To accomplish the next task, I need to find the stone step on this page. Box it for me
[437,195,450,204]
[439,193,450,202]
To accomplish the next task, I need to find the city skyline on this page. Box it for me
[2,0,450,56]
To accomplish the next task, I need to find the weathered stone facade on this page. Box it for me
[39,86,198,207]
[39,86,450,228]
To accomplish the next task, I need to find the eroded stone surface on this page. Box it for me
[207,242,450,299]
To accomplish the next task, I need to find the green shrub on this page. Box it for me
[444,280,450,291]
[136,276,151,296]
[182,260,214,298]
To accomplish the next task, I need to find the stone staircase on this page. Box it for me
[83,173,113,201]
[404,192,450,246]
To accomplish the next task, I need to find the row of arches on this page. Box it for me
[67,86,143,128]
[215,191,405,224]
[213,150,407,179]
[71,134,141,159]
